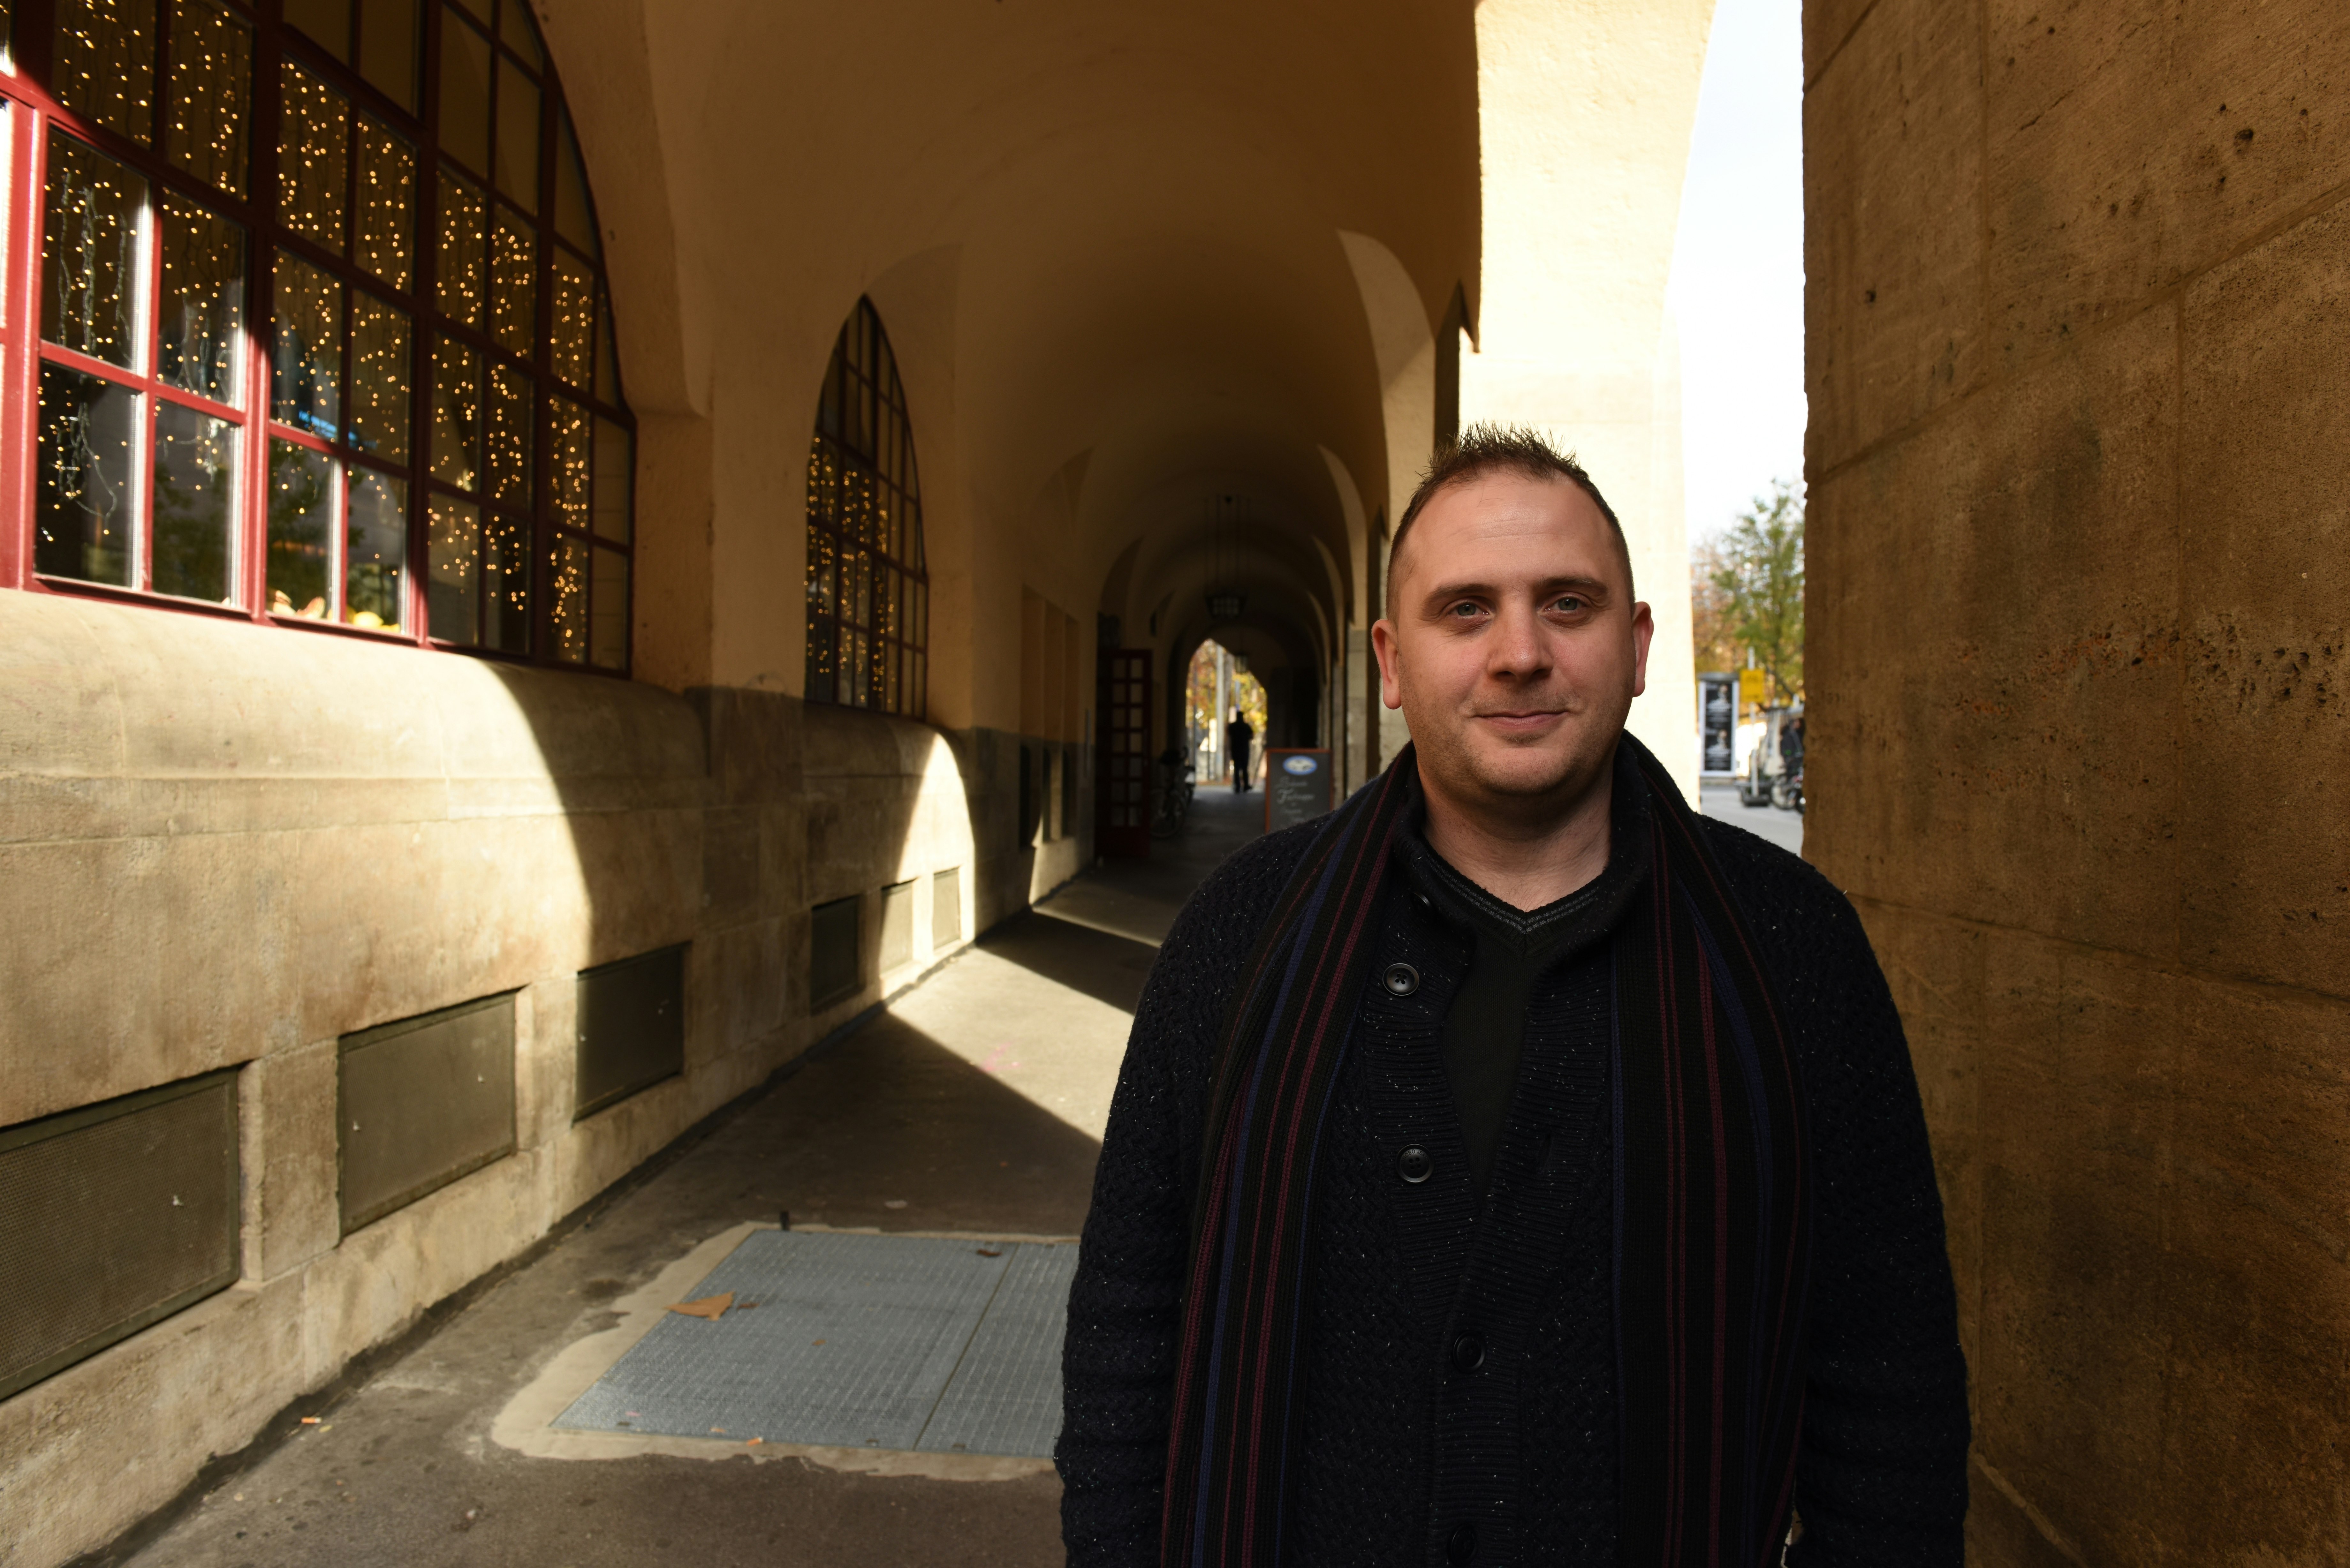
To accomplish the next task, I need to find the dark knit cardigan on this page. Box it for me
[1057,793,1970,1567]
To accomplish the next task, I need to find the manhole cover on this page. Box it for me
[553,1230,1076,1458]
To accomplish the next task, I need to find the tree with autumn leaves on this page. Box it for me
[1691,479,1804,706]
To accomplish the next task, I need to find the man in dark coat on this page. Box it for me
[1225,708,1256,793]
[1058,426,1968,1566]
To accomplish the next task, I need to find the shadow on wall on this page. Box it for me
[0,584,1007,1568]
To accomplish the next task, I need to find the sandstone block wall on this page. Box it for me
[1804,1,2350,1562]
[0,592,1020,1566]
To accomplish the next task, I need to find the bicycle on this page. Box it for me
[1149,749,1196,839]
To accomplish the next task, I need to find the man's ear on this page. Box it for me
[1629,600,1654,699]
[1372,619,1405,710]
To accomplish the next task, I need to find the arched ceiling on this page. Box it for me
[557,0,1481,710]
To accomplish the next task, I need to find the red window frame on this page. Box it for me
[0,0,637,673]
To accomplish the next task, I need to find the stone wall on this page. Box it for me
[1804,1,2350,1561]
[0,592,1004,1565]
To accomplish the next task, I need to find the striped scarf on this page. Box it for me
[1160,735,1810,1568]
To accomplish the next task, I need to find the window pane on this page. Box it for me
[553,110,595,256]
[354,116,414,290]
[806,523,833,619]
[158,193,243,403]
[359,0,418,110]
[493,56,539,209]
[484,510,528,652]
[56,0,157,144]
[165,0,251,197]
[595,292,618,403]
[592,417,630,541]
[430,334,480,488]
[426,493,479,644]
[152,400,234,601]
[284,0,348,58]
[279,63,350,251]
[549,534,586,662]
[438,8,491,176]
[486,363,530,505]
[345,468,404,628]
[816,356,842,442]
[549,246,591,387]
[808,439,836,526]
[549,395,586,530]
[34,362,139,586]
[499,0,542,68]
[490,209,534,354]
[348,292,410,462]
[267,439,334,616]
[271,250,342,438]
[435,168,485,326]
[804,616,832,705]
[41,135,147,368]
[591,545,626,670]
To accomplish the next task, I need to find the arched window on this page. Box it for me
[0,0,635,670]
[804,296,925,716]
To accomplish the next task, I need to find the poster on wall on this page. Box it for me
[1698,674,1737,776]
[1264,750,1333,832]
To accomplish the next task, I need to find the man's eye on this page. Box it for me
[1449,601,1483,618]
[1552,596,1588,614]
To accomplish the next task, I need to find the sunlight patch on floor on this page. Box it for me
[886,948,1131,1141]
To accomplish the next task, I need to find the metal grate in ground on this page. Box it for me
[553,1230,1077,1457]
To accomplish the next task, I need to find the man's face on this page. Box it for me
[1371,470,1652,815]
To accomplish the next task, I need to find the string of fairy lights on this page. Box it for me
[23,0,634,668]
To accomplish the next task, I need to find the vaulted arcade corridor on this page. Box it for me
[4,5,1712,1557]
[11,0,2350,1563]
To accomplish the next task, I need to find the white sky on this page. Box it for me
[1666,0,1806,545]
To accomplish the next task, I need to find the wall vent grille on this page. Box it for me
[934,867,962,947]
[811,895,861,1012]
[880,880,915,973]
[341,995,517,1235]
[0,1071,239,1401]
[576,945,689,1121]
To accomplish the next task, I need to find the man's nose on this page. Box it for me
[1486,605,1549,678]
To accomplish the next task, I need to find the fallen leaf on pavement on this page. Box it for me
[668,1292,735,1320]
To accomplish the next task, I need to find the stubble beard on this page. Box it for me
[1409,689,1624,829]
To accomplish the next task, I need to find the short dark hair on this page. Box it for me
[1388,423,1633,597]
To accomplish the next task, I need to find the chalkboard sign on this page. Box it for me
[1264,749,1334,833]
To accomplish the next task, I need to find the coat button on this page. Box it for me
[1445,1521,1478,1563]
[1397,1145,1434,1184]
[1383,962,1419,996]
[1451,1331,1486,1371]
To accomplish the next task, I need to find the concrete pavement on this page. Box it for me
[1697,780,1805,858]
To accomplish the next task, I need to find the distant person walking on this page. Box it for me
[1224,709,1255,793]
